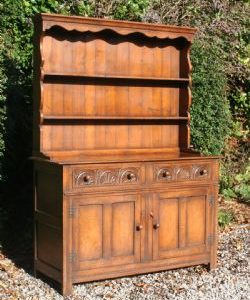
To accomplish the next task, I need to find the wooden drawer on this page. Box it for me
[152,161,212,185]
[65,163,145,192]
[64,160,215,192]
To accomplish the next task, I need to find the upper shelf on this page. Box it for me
[43,73,190,84]
[42,116,188,120]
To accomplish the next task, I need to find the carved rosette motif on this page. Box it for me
[176,167,191,180]
[74,168,139,187]
[156,165,210,182]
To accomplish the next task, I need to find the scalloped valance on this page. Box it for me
[35,13,197,42]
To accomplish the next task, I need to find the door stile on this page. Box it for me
[178,197,187,249]
[205,193,210,253]
[210,184,218,268]
[71,198,79,271]
[146,193,154,261]
[140,194,146,262]
[134,194,142,263]
[152,193,159,261]
[103,203,112,260]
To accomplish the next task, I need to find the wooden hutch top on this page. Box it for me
[31,13,211,164]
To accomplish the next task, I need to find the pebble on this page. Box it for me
[0,227,249,300]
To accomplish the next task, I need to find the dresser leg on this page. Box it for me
[209,261,217,270]
[209,244,217,270]
[209,255,217,270]
[62,280,72,296]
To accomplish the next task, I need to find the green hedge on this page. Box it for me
[190,39,231,155]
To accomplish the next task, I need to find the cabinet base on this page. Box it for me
[35,254,212,296]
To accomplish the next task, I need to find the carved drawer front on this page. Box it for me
[154,163,211,184]
[72,165,141,189]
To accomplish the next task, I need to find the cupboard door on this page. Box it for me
[152,188,212,260]
[71,193,141,271]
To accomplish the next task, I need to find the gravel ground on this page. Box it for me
[0,226,249,300]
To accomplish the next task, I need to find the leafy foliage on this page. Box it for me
[220,137,249,203]
[234,164,250,202]
[114,0,150,20]
[222,162,250,203]
[190,39,231,155]
[218,209,234,229]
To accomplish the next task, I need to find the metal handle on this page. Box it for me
[127,173,136,181]
[200,169,208,176]
[136,224,143,231]
[162,170,170,177]
[153,223,160,230]
[161,170,171,179]
[83,175,90,183]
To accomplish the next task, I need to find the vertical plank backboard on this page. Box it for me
[33,14,196,159]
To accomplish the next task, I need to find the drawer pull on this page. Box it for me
[153,223,160,230]
[83,175,91,183]
[127,173,136,181]
[161,170,171,179]
[136,224,143,231]
[199,169,208,176]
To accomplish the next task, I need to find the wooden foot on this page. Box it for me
[209,259,217,270]
[62,280,73,297]
[34,267,37,278]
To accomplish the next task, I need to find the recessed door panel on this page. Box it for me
[187,196,206,246]
[112,201,135,257]
[158,198,178,251]
[78,204,103,260]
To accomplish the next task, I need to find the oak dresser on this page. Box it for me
[32,13,219,295]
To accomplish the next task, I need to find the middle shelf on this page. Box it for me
[41,115,189,125]
[43,72,190,86]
